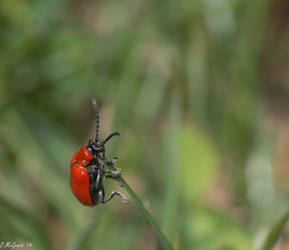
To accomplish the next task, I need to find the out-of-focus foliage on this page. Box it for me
[1,0,289,249]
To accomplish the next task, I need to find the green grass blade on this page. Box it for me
[261,211,289,250]
[118,177,174,250]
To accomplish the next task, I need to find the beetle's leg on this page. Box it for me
[98,186,105,203]
[89,170,104,206]
[105,175,124,187]
[101,190,128,204]
[105,167,121,175]
[105,157,118,165]
[94,170,103,188]
[105,157,121,172]
[102,148,106,163]
[98,151,119,171]
[109,165,122,172]
[105,169,122,178]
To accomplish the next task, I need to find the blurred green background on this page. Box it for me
[1,0,289,249]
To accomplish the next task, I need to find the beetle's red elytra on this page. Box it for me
[70,147,94,206]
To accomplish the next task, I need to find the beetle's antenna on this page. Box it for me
[91,98,100,142]
[103,132,120,144]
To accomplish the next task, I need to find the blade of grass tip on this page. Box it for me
[66,211,99,250]
[118,176,174,250]
[261,211,289,250]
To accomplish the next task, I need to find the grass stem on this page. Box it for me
[261,211,289,250]
[118,176,174,250]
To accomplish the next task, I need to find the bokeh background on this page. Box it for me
[1,0,289,249]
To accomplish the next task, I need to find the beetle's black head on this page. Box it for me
[87,139,104,156]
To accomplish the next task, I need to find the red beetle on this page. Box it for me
[70,99,127,206]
